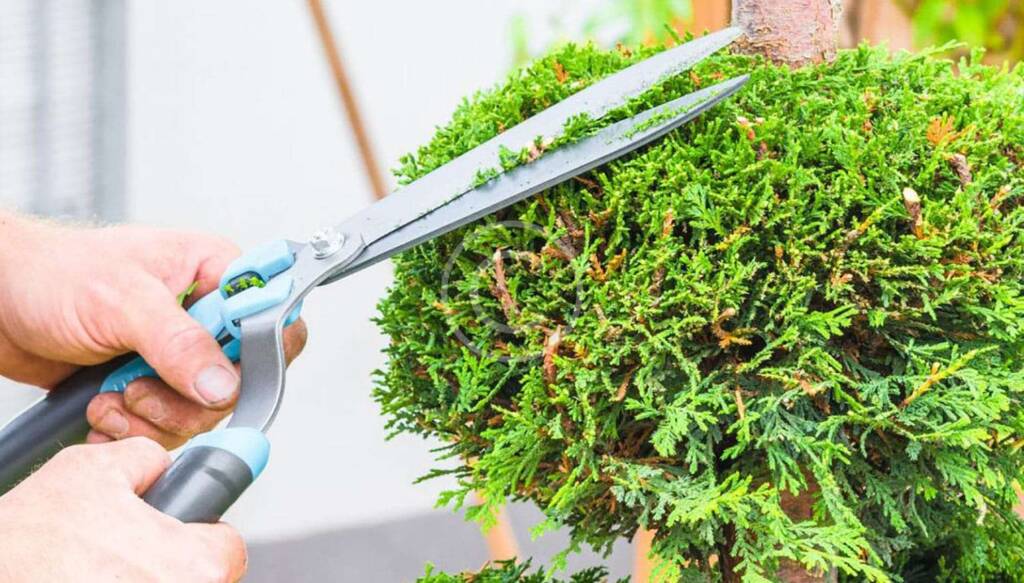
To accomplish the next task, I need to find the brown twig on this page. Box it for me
[615,366,639,402]
[491,249,519,320]
[543,326,563,385]
[947,153,973,187]
[902,187,924,239]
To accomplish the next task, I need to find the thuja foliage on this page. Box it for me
[375,37,1024,581]
[417,560,625,583]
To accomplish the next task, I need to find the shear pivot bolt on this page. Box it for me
[310,228,345,259]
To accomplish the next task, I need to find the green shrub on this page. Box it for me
[375,39,1024,581]
[417,560,625,583]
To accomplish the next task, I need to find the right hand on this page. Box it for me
[0,438,247,582]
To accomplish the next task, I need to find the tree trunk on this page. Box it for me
[731,0,843,67]
[727,2,841,578]
[776,481,837,582]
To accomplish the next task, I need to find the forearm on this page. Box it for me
[0,210,48,275]
[0,210,26,377]
[0,211,60,382]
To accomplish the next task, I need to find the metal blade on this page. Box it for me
[329,75,748,282]
[337,27,742,247]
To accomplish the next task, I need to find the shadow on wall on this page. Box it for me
[246,502,633,582]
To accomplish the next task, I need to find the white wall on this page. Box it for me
[125,1,590,542]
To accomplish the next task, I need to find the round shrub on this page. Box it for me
[375,40,1024,581]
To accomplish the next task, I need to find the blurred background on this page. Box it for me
[0,1,1019,581]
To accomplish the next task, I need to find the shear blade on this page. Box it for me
[332,74,750,281]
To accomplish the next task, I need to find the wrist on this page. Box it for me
[0,212,54,369]
[0,211,34,270]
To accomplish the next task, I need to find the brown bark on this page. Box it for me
[731,0,843,67]
[776,481,837,582]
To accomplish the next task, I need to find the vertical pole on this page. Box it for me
[92,0,127,221]
[472,492,521,563]
[306,0,390,200]
[30,0,51,216]
[691,0,730,32]
[633,528,657,583]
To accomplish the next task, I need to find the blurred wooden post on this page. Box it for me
[305,0,518,564]
[472,492,521,562]
[691,0,730,32]
[306,0,390,200]
[633,528,657,583]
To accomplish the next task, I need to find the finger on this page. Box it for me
[0,340,78,389]
[189,236,241,300]
[121,278,239,409]
[112,319,304,440]
[189,522,248,582]
[85,430,113,444]
[123,377,228,438]
[282,318,308,365]
[94,437,171,494]
[86,392,190,449]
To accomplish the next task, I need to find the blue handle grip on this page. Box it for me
[0,240,295,514]
[101,239,301,394]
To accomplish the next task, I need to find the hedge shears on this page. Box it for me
[0,28,747,523]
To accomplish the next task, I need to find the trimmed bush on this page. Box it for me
[376,40,1024,581]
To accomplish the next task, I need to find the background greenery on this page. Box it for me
[510,0,1023,63]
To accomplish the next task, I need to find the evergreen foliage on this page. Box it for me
[374,38,1024,581]
[417,560,625,583]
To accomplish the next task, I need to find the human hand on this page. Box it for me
[0,213,306,448]
[0,437,247,582]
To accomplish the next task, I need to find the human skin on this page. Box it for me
[0,211,306,448]
[0,211,306,581]
[0,438,248,582]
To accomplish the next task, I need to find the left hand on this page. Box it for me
[0,213,307,448]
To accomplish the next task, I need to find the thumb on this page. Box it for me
[123,279,239,409]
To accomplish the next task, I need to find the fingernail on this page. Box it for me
[134,396,166,422]
[195,365,239,406]
[98,410,129,437]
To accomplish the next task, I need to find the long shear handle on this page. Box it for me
[0,366,264,524]
[0,358,128,492]
[0,325,270,524]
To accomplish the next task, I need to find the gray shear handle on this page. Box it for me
[142,446,254,523]
[0,356,132,493]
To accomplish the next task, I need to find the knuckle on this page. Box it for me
[79,278,120,312]
[189,560,233,583]
[51,443,93,466]
[193,552,240,583]
[86,393,117,424]
[50,443,107,474]
[122,436,171,465]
